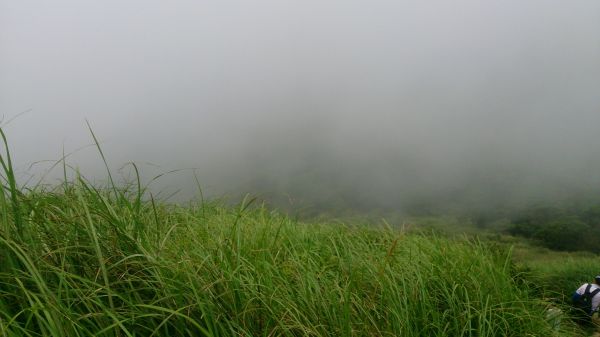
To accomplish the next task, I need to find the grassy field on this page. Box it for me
[0,131,591,336]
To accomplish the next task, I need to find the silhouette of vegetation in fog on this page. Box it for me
[509,205,600,253]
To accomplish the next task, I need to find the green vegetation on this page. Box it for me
[0,189,578,336]
[0,130,591,336]
[509,206,600,253]
[513,244,600,303]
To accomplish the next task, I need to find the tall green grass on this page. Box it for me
[514,243,600,303]
[0,130,582,336]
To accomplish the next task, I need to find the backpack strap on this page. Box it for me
[589,287,600,299]
[584,284,593,296]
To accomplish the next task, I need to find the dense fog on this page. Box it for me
[1,0,599,215]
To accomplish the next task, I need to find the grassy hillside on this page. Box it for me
[0,181,582,336]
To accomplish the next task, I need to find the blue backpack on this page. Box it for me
[573,284,600,316]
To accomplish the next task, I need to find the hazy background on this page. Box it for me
[1,0,600,216]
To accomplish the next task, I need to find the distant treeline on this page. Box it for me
[508,205,600,253]
[253,192,600,253]
[230,171,600,253]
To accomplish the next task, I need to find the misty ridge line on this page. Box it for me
[9,118,600,223]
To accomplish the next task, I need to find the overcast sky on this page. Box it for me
[1,0,599,213]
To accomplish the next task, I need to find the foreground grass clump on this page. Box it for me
[0,178,578,337]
